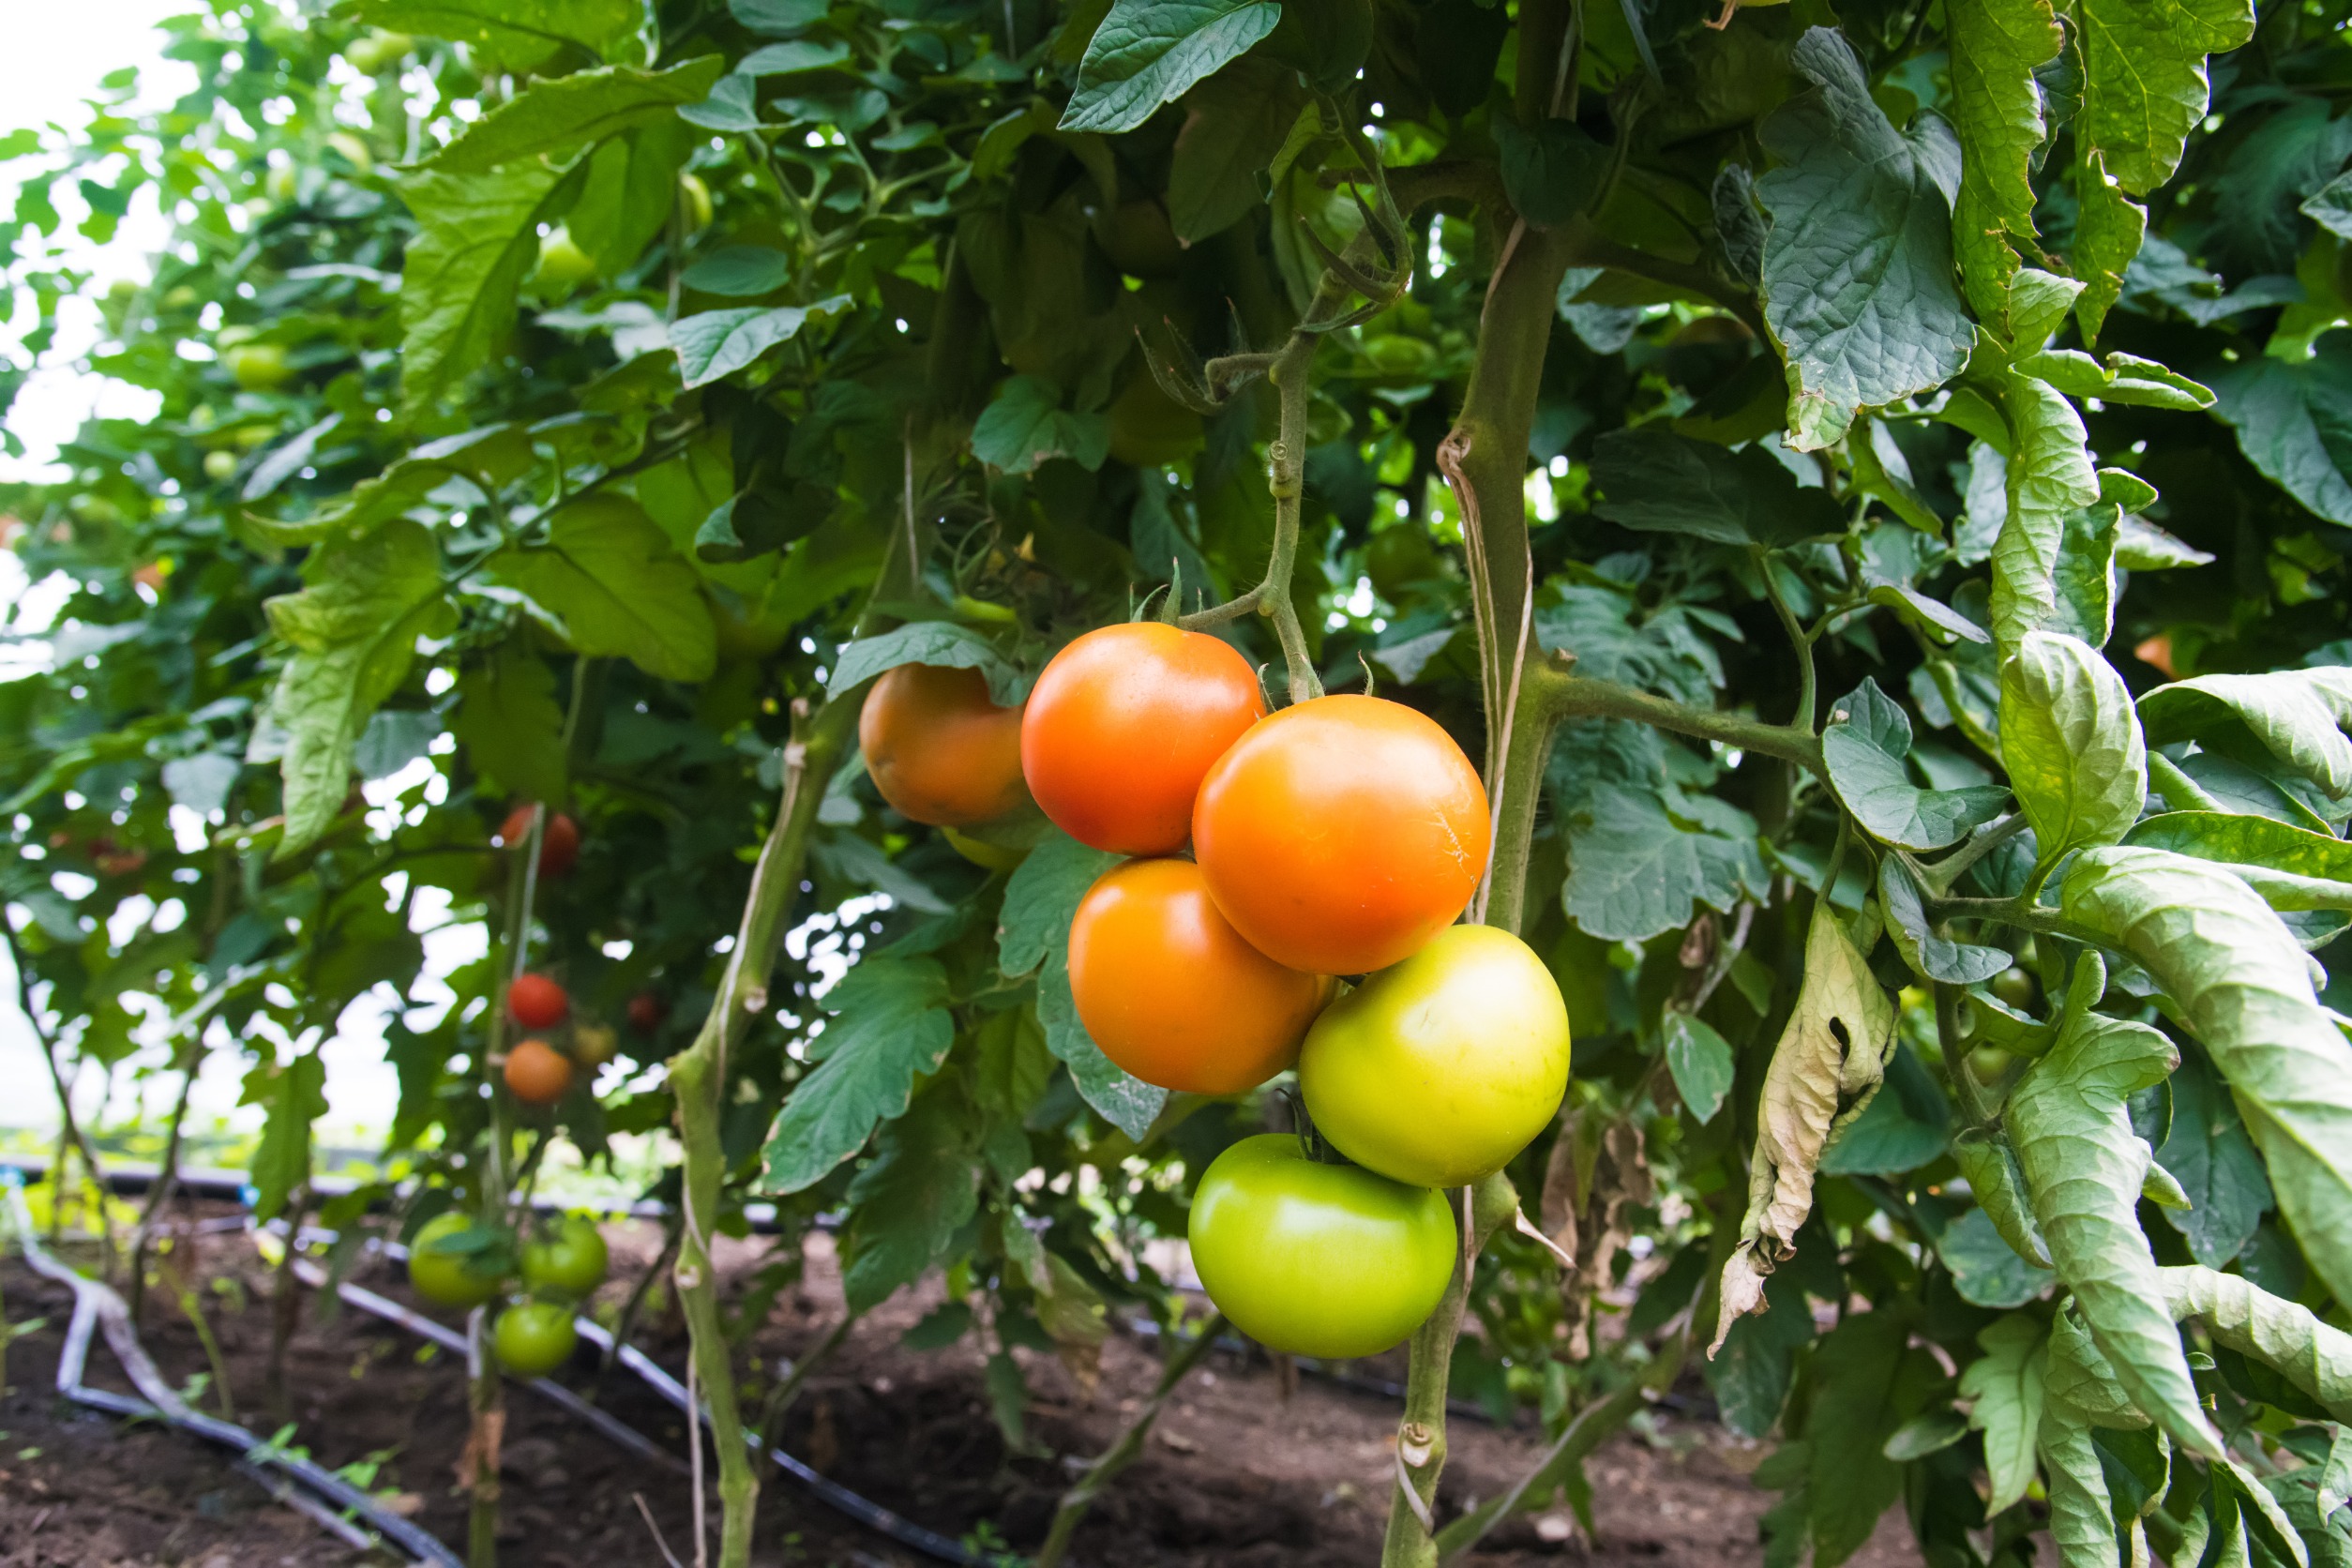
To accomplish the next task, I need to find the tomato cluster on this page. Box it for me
[856,629,1574,1358]
[407,1210,611,1378]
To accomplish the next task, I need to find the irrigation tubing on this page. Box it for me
[0,1173,463,1568]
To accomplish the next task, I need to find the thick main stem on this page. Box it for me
[670,694,859,1568]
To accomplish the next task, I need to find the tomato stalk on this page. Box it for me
[1033,1311,1228,1568]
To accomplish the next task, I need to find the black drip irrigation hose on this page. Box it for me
[0,1173,463,1568]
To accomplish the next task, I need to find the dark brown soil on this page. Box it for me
[0,1214,1925,1568]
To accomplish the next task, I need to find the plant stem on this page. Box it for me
[754,1308,857,1465]
[8,925,117,1279]
[669,692,860,1568]
[600,1208,684,1387]
[127,1054,198,1325]
[264,1187,307,1425]
[1920,812,2028,897]
[2147,750,2221,813]
[1753,546,1816,731]
[467,1304,504,1568]
[1034,1312,1228,1568]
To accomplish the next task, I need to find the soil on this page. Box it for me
[0,1213,1926,1568]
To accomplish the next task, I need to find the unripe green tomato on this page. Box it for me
[1188,1135,1455,1358]
[345,29,413,74]
[680,171,714,233]
[408,1212,505,1309]
[225,342,294,392]
[944,826,1029,870]
[493,1300,580,1378]
[521,1214,610,1298]
[162,284,200,310]
[203,450,239,482]
[1299,924,1571,1189]
[1991,966,2036,1011]
[1365,523,1443,599]
[264,165,297,204]
[325,131,373,172]
[535,228,597,294]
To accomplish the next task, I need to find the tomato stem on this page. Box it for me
[1033,1312,1228,1568]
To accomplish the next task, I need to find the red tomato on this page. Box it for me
[507,972,569,1030]
[1068,858,1330,1094]
[857,663,1028,827]
[1019,623,1264,854]
[1192,695,1489,975]
[503,1038,573,1106]
[626,991,665,1033]
[497,805,580,878]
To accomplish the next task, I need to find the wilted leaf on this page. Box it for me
[1944,0,2063,325]
[2157,1265,2352,1423]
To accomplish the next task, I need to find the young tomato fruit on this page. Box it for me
[497,806,580,878]
[506,972,569,1031]
[1299,925,1571,1189]
[1187,1135,1455,1358]
[857,662,1028,827]
[522,1214,610,1298]
[1020,623,1264,854]
[1191,695,1489,974]
[407,1212,503,1309]
[1068,858,1330,1094]
[493,1300,580,1378]
[504,1038,574,1106]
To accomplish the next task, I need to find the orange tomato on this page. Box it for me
[504,1038,573,1106]
[1192,695,1490,975]
[1020,623,1264,854]
[858,663,1028,827]
[1068,858,1330,1094]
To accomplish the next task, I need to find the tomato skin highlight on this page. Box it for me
[858,662,1028,827]
[1187,1135,1456,1358]
[506,972,569,1030]
[1068,858,1330,1094]
[522,1214,610,1298]
[408,1212,504,1309]
[1020,623,1265,854]
[504,1038,574,1106]
[1300,925,1571,1189]
[493,1300,580,1378]
[1191,695,1490,975]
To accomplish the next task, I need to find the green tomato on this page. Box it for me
[1991,966,2037,1011]
[1299,924,1571,1189]
[535,228,597,294]
[408,1212,505,1309]
[493,1300,580,1378]
[203,449,239,482]
[345,29,413,74]
[1187,1135,1455,1358]
[521,1214,610,1298]
[225,342,294,392]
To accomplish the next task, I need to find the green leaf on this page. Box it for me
[492,495,717,682]
[971,374,1111,474]
[1713,895,1895,1350]
[825,622,1026,707]
[1060,0,1283,135]
[1587,428,1845,548]
[247,1052,328,1223]
[1664,1009,1737,1124]
[1880,856,2013,985]
[1167,57,1304,242]
[1952,1127,2057,1268]
[671,296,852,389]
[2013,349,2216,411]
[1823,677,2011,850]
[2138,668,2352,806]
[2207,344,2352,529]
[740,38,851,73]
[998,829,1166,1139]
[2157,1264,2352,1420]
[2009,951,2220,1458]
[1561,782,1768,943]
[261,520,445,858]
[1820,1041,1952,1176]
[2155,1048,2274,1267]
[838,1085,981,1312]
[1990,375,2101,647]
[396,158,580,413]
[1998,629,2148,867]
[567,117,693,277]
[1755,28,1975,451]
[1963,1315,2049,1513]
[1940,1205,2053,1307]
[423,60,724,173]
[2075,0,2255,196]
[2063,846,2352,1319]
[1883,1408,1970,1460]
[453,642,568,807]
[2072,155,2148,343]
[2038,1401,2124,1568]
[759,957,957,1194]
[2128,811,2352,888]
[1495,113,1609,228]
[680,246,795,296]
[1707,1267,1819,1438]
[731,0,827,33]
[1804,1309,1943,1567]
[2115,516,2214,571]
[1944,0,2063,326]
[340,0,643,70]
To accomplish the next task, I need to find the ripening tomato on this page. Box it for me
[1068,858,1330,1094]
[1020,623,1265,855]
[408,1212,504,1309]
[522,1214,610,1298]
[858,663,1028,827]
[626,991,666,1034]
[507,973,569,1031]
[571,1023,619,1067]
[493,1300,579,1378]
[1299,925,1571,1189]
[497,806,580,878]
[1191,695,1489,975]
[1187,1135,1455,1358]
[504,1038,573,1106]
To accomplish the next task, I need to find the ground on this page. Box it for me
[0,1213,1925,1568]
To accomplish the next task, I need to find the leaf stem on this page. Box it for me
[1033,1313,1228,1568]
[1752,546,1815,731]
[1521,656,1825,773]
[1919,812,2029,897]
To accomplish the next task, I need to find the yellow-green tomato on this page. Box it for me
[521,1214,609,1298]
[492,1300,579,1378]
[225,342,293,392]
[202,449,239,482]
[408,1212,504,1309]
[1299,924,1571,1189]
[1187,1135,1455,1358]
[679,171,714,232]
[535,228,597,294]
